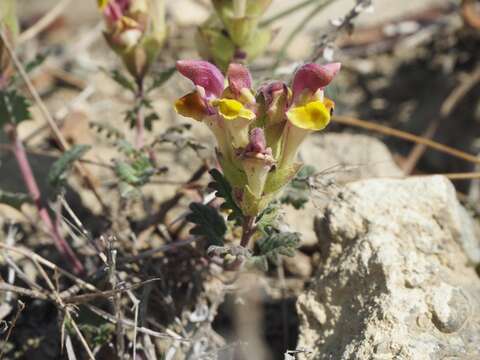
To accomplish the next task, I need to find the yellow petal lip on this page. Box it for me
[174,91,208,121]
[213,98,255,121]
[286,100,332,131]
[98,0,109,9]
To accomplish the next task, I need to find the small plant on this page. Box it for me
[176,60,340,266]
[97,0,168,149]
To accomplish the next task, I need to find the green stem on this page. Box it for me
[261,0,322,27]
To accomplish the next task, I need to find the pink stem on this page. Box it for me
[9,128,84,274]
[135,79,145,149]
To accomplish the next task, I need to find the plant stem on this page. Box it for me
[273,0,336,69]
[135,78,145,149]
[260,0,324,27]
[240,216,256,247]
[7,126,84,274]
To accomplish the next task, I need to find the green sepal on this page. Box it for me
[263,163,302,195]
[218,153,247,189]
[239,185,275,216]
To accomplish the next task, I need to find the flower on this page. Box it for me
[240,128,275,198]
[279,63,341,168]
[174,60,340,216]
[98,0,166,80]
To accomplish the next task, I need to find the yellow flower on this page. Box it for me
[214,98,255,121]
[280,98,335,168]
[286,99,334,131]
[213,98,255,148]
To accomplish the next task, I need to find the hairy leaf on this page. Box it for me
[186,202,226,246]
[48,145,91,188]
[0,90,31,126]
[0,189,31,209]
[255,202,279,234]
[208,168,243,222]
[108,69,136,92]
[280,165,316,209]
[147,67,176,92]
[249,231,300,271]
[89,121,125,140]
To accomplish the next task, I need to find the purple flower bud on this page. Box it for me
[227,63,252,96]
[292,62,341,101]
[245,128,267,154]
[176,60,225,99]
[258,81,290,109]
[103,0,130,24]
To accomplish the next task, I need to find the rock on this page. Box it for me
[283,251,313,279]
[284,133,404,248]
[296,175,480,359]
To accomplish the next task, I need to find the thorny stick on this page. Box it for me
[30,258,95,360]
[107,243,125,358]
[4,126,84,274]
[0,29,109,213]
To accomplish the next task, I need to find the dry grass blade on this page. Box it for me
[403,65,480,173]
[0,300,25,360]
[18,0,73,44]
[0,283,50,301]
[333,115,480,165]
[64,278,160,304]
[87,305,187,341]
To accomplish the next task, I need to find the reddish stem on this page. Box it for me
[8,127,84,274]
[240,216,256,248]
[134,79,145,149]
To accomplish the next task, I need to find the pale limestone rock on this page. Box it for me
[297,176,480,359]
[284,133,403,248]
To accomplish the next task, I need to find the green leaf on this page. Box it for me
[255,202,279,234]
[0,189,31,209]
[108,68,136,92]
[250,230,300,270]
[24,52,48,73]
[48,145,91,188]
[147,67,176,92]
[144,112,160,131]
[186,202,226,247]
[89,121,125,140]
[0,90,31,126]
[208,168,243,222]
[280,165,316,209]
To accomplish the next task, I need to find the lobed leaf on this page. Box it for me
[48,144,91,188]
[186,202,226,247]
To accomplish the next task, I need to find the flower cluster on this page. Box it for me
[98,0,166,80]
[175,60,340,216]
[197,0,273,70]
